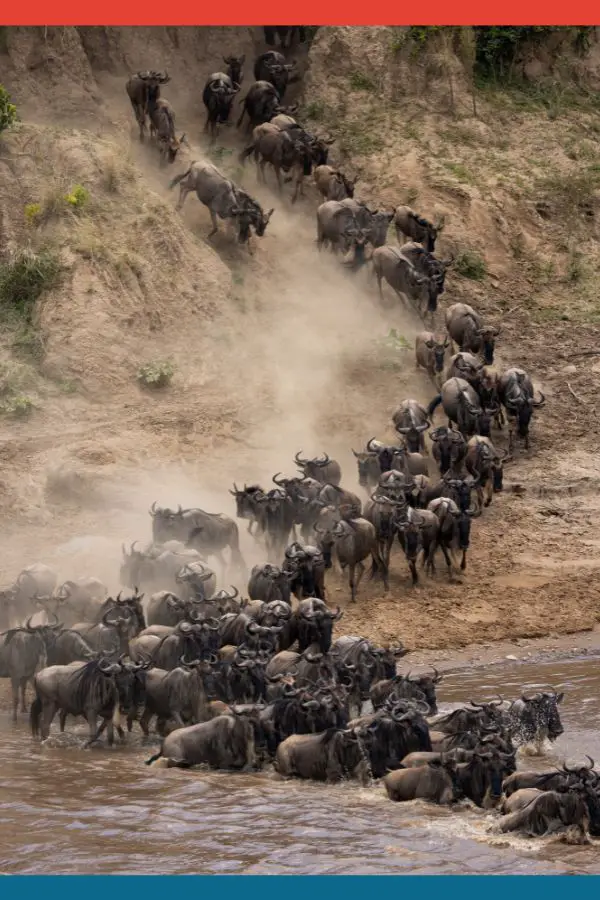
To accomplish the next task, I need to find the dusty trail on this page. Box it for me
[1,30,600,659]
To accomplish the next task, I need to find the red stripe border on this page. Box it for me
[1,11,599,26]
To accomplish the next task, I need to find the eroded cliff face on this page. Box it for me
[0,27,599,654]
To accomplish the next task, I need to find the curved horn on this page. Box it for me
[149,501,158,516]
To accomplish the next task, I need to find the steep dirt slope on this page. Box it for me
[0,26,599,657]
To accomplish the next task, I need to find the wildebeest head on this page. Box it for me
[430,426,466,475]
[405,667,442,715]
[368,210,395,249]
[119,541,148,589]
[175,561,215,600]
[233,197,274,242]
[504,388,546,438]
[351,448,381,488]
[524,690,565,741]
[426,334,451,374]
[229,483,265,520]
[161,133,186,164]
[296,597,342,653]
[294,451,331,480]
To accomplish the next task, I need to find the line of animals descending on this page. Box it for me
[1,32,580,847]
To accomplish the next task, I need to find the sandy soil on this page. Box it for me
[0,26,599,663]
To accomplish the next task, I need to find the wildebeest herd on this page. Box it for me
[2,30,593,849]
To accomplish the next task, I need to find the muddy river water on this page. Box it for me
[1,654,599,875]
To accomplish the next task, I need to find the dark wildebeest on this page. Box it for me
[393,205,438,252]
[247,564,292,606]
[370,668,441,715]
[240,121,316,203]
[430,425,467,477]
[389,501,439,586]
[445,303,500,365]
[427,496,478,577]
[497,367,546,454]
[30,657,138,746]
[501,757,597,798]
[263,27,308,51]
[274,728,368,782]
[283,542,327,601]
[236,80,297,131]
[223,54,245,87]
[292,597,342,654]
[445,351,484,389]
[145,713,257,770]
[371,246,440,319]
[202,72,241,141]
[391,399,431,454]
[339,199,395,251]
[229,483,266,536]
[134,656,217,736]
[357,705,433,779]
[428,377,499,440]
[507,690,564,750]
[315,516,388,602]
[0,615,62,720]
[496,789,590,841]
[0,563,58,630]
[71,604,142,657]
[415,332,450,390]
[316,201,370,266]
[255,489,297,562]
[398,242,453,300]
[147,96,186,166]
[314,165,357,202]
[125,70,170,141]
[149,502,245,579]
[169,162,274,246]
[150,619,221,671]
[294,451,341,487]
[253,50,298,100]
[119,543,214,599]
[465,435,505,510]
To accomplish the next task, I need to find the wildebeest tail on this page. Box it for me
[30,694,42,737]
[427,395,443,417]
[168,167,192,190]
[145,749,163,765]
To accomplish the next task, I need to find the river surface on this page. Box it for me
[1,654,600,875]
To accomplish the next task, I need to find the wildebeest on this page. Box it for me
[445,303,500,365]
[339,199,394,251]
[30,657,138,745]
[237,80,297,131]
[44,577,108,628]
[229,483,266,536]
[315,516,387,602]
[125,70,170,141]
[393,205,438,252]
[148,96,186,166]
[149,503,245,580]
[497,367,546,454]
[501,757,597,797]
[430,425,467,477]
[391,400,431,454]
[316,201,369,266]
[254,50,298,100]
[169,162,274,246]
[240,121,315,203]
[275,728,367,782]
[370,667,441,715]
[223,54,245,87]
[496,789,590,840]
[398,242,452,299]
[119,542,214,599]
[71,603,142,657]
[283,542,327,601]
[314,165,357,202]
[415,332,450,389]
[134,657,217,735]
[292,597,342,653]
[428,377,498,439]
[384,757,457,804]
[255,489,297,561]
[202,72,241,140]
[445,351,484,388]
[0,564,58,631]
[294,451,341,487]
[465,435,505,509]
[0,615,63,720]
[507,690,564,749]
[247,564,292,606]
[263,27,308,50]
[145,713,257,769]
[371,245,439,317]
[426,497,477,577]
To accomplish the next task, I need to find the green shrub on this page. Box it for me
[64,184,89,211]
[137,359,175,389]
[349,71,376,92]
[25,203,43,226]
[0,84,17,134]
[0,247,63,321]
[455,250,487,280]
[1,393,35,417]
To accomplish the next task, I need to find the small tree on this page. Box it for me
[0,84,18,135]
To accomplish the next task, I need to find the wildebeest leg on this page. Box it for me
[407,558,418,586]
[139,707,153,736]
[175,184,192,211]
[21,677,29,713]
[11,678,20,722]
[258,158,268,184]
[460,549,468,571]
[274,164,283,192]
[59,710,68,732]
[208,210,219,237]
[83,708,101,747]
[376,272,384,302]
[41,701,58,740]
[484,478,493,508]
[438,542,454,581]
